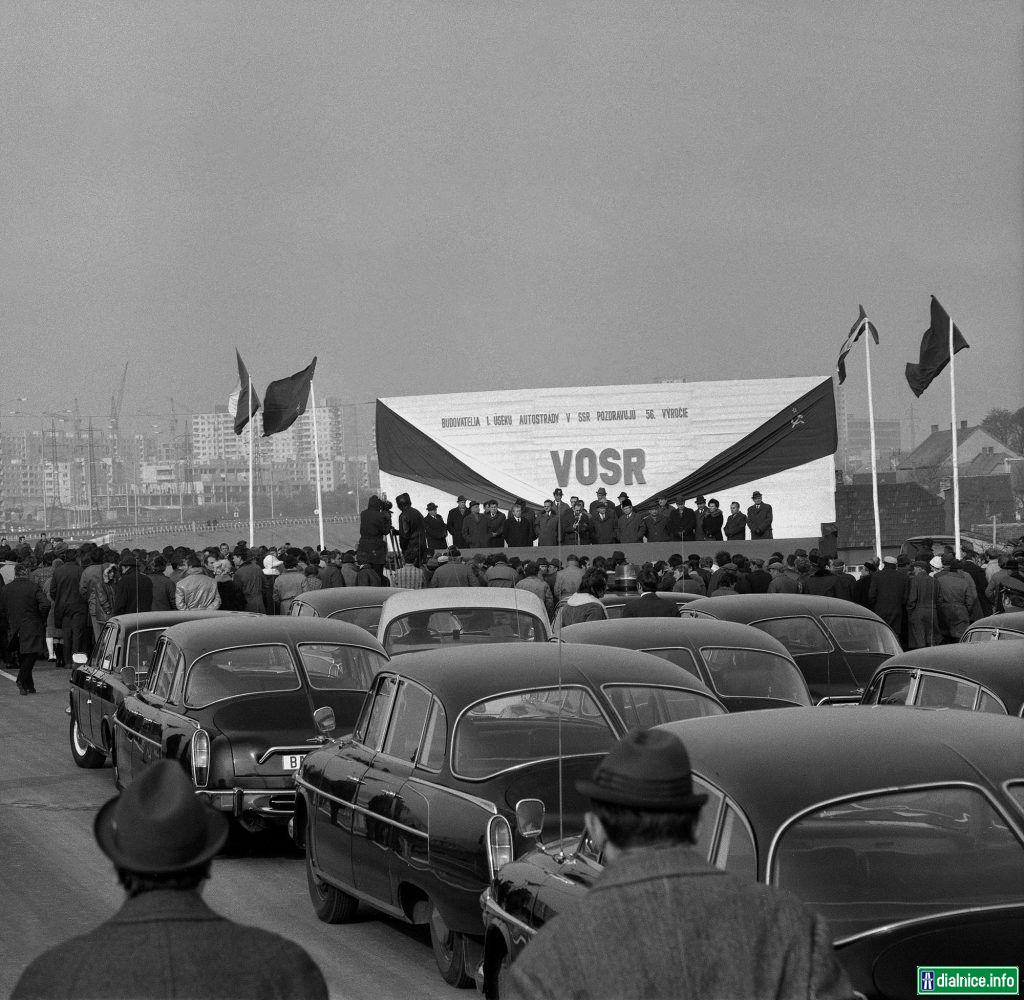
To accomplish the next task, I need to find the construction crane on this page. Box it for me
[109,361,129,477]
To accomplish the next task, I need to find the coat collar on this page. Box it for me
[109,889,222,925]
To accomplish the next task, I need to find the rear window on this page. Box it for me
[752,617,831,654]
[383,607,546,655]
[297,642,385,691]
[822,616,900,655]
[963,627,1024,643]
[698,647,810,705]
[602,684,725,729]
[184,644,299,708]
[328,606,383,633]
[640,647,701,679]
[452,686,615,779]
[773,786,1024,937]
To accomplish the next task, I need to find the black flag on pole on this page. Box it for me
[262,357,317,436]
[836,305,880,385]
[905,296,969,398]
[228,350,261,435]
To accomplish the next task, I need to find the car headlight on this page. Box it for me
[191,730,211,788]
[486,814,513,879]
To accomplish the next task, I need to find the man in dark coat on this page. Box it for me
[535,501,561,546]
[616,500,646,543]
[461,501,488,548]
[0,562,48,693]
[504,730,851,1000]
[395,493,427,564]
[747,490,774,538]
[357,495,392,579]
[482,500,507,549]
[49,548,90,660]
[445,496,470,548]
[590,504,617,545]
[643,498,674,542]
[868,556,908,636]
[112,556,153,616]
[675,497,697,542]
[11,759,326,999]
[620,573,678,618]
[423,503,448,552]
[504,502,536,547]
[724,502,747,541]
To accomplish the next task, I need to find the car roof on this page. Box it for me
[600,591,700,605]
[965,611,1024,634]
[380,586,549,620]
[381,643,722,708]
[290,586,397,612]
[661,707,1024,835]
[108,610,242,629]
[160,614,388,655]
[871,644,1024,710]
[684,593,887,624]
[559,618,795,659]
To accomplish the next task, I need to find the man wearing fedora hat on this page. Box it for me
[504,729,851,1000]
[12,760,327,999]
[747,490,774,539]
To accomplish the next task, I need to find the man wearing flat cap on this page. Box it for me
[12,760,327,999]
[504,729,851,1000]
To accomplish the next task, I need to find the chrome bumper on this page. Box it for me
[196,787,296,817]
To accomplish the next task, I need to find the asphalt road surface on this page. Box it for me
[0,659,456,1000]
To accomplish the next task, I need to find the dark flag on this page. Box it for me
[905,296,969,397]
[836,305,880,384]
[262,357,317,436]
[634,378,837,511]
[227,350,261,435]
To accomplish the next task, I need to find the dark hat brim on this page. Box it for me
[94,793,228,874]
[576,777,707,812]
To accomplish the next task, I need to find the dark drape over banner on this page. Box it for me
[262,357,316,436]
[905,296,969,398]
[376,400,527,509]
[634,378,837,511]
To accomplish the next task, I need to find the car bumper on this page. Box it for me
[196,787,296,818]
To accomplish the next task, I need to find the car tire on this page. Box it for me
[112,744,124,790]
[430,903,473,988]
[70,715,105,769]
[306,848,358,923]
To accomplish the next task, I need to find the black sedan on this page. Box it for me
[69,610,240,769]
[559,617,812,711]
[861,642,1024,716]
[481,708,1024,999]
[287,585,398,635]
[292,644,726,988]
[112,616,388,832]
[682,594,901,703]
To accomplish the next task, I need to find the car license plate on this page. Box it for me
[282,754,306,771]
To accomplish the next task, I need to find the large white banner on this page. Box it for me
[379,377,836,537]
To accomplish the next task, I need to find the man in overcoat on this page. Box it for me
[49,546,90,660]
[747,490,774,538]
[504,729,852,1000]
[11,759,326,999]
[868,555,908,636]
[0,562,48,693]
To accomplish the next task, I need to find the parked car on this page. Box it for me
[681,594,901,703]
[481,708,1024,999]
[376,587,551,656]
[112,616,388,832]
[69,610,241,769]
[861,643,1024,716]
[599,590,701,618]
[962,610,1024,643]
[292,643,726,988]
[900,534,1007,560]
[559,618,812,711]
[288,585,398,635]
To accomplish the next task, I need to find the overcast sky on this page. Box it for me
[1,2,1021,451]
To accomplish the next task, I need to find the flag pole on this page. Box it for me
[863,324,882,562]
[948,314,961,557]
[247,378,255,548]
[310,383,326,551]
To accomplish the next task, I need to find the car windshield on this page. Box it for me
[383,607,546,655]
[963,627,1024,643]
[328,606,383,633]
[602,684,725,729]
[452,686,615,779]
[752,617,831,654]
[126,628,163,678]
[184,644,300,707]
[698,647,810,704]
[773,786,1024,936]
[821,616,900,655]
[297,643,386,690]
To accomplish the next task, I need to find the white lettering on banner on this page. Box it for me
[551,449,647,488]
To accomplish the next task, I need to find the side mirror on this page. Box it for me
[515,798,545,840]
[313,705,336,735]
[72,652,89,666]
[120,666,137,691]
